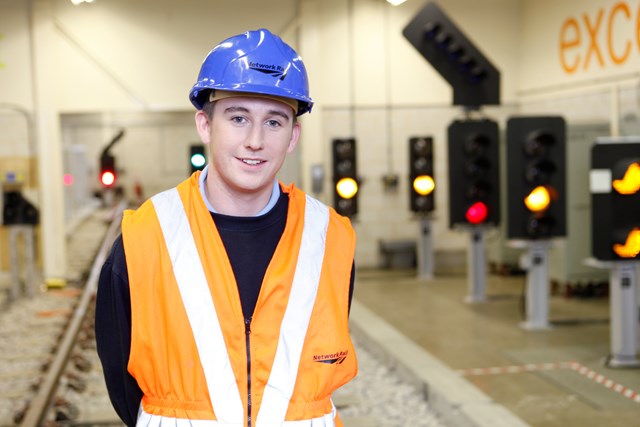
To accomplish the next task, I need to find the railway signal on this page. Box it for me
[190,144,206,173]
[98,129,125,189]
[402,1,500,107]
[506,117,566,240]
[589,138,640,368]
[100,153,117,188]
[591,141,640,261]
[447,119,500,228]
[409,136,435,213]
[447,118,500,303]
[332,138,358,217]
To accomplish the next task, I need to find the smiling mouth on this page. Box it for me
[241,159,264,166]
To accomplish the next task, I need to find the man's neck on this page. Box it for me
[199,167,279,216]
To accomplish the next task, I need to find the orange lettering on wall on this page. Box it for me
[0,34,5,70]
[560,18,581,73]
[608,2,632,64]
[637,2,640,53]
[560,1,640,74]
[583,9,605,69]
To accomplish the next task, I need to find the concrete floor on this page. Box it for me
[352,268,640,427]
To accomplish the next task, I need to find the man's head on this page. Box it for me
[194,94,300,205]
[191,29,309,214]
[189,28,313,117]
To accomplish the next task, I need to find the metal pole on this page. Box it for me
[417,216,434,280]
[8,226,21,302]
[23,226,37,298]
[607,262,640,368]
[520,241,551,330]
[465,227,486,303]
[7,226,37,300]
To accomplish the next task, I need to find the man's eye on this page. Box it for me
[231,116,246,124]
[267,119,282,127]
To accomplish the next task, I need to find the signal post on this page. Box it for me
[409,136,436,280]
[589,138,640,367]
[98,130,125,207]
[448,118,501,303]
[417,215,435,280]
[506,117,566,330]
[403,2,501,297]
[465,225,488,303]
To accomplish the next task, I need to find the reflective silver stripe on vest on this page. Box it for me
[136,405,335,426]
[256,195,331,426]
[151,188,243,425]
[137,405,242,426]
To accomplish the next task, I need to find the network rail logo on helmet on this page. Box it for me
[249,61,289,80]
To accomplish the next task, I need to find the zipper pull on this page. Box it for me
[245,317,252,335]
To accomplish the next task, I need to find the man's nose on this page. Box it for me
[245,125,264,150]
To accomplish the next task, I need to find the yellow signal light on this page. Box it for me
[524,185,551,212]
[413,175,435,196]
[613,228,640,259]
[612,162,640,195]
[336,177,358,199]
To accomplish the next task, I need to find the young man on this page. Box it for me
[95,28,357,427]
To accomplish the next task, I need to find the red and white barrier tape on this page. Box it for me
[569,362,640,403]
[457,361,640,403]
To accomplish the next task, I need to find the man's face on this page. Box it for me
[195,95,300,200]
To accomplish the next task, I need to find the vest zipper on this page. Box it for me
[245,317,252,427]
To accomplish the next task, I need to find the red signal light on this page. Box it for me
[465,201,488,224]
[101,171,116,187]
[63,174,74,186]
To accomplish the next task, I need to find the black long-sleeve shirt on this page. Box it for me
[95,192,354,427]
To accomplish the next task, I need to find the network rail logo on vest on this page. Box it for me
[249,61,289,80]
[313,350,349,364]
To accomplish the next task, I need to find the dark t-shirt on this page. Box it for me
[94,191,354,426]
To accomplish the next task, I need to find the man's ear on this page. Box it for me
[286,122,301,153]
[195,110,211,144]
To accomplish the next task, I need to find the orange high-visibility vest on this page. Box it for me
[122,173,357,427]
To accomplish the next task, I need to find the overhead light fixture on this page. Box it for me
[387,0,407,5]
[71,0,95,5]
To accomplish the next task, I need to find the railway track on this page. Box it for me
[0,202,124,427]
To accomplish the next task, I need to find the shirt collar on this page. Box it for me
[198,164,280,216]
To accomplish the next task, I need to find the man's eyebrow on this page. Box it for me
[267,109,292,122]
[223,106,250,114]
[223,105,291,122]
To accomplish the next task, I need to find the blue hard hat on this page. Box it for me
[189,28,313,116]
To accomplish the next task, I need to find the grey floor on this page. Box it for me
[352,268,640,427]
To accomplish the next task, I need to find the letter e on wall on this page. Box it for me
[560,17,581,73]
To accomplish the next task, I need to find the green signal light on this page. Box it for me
[191,153,206,168]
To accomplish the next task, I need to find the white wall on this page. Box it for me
[1,0,639,272]
[517,0,640,130]
[0,1,34,110]
[520,0,640,92]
